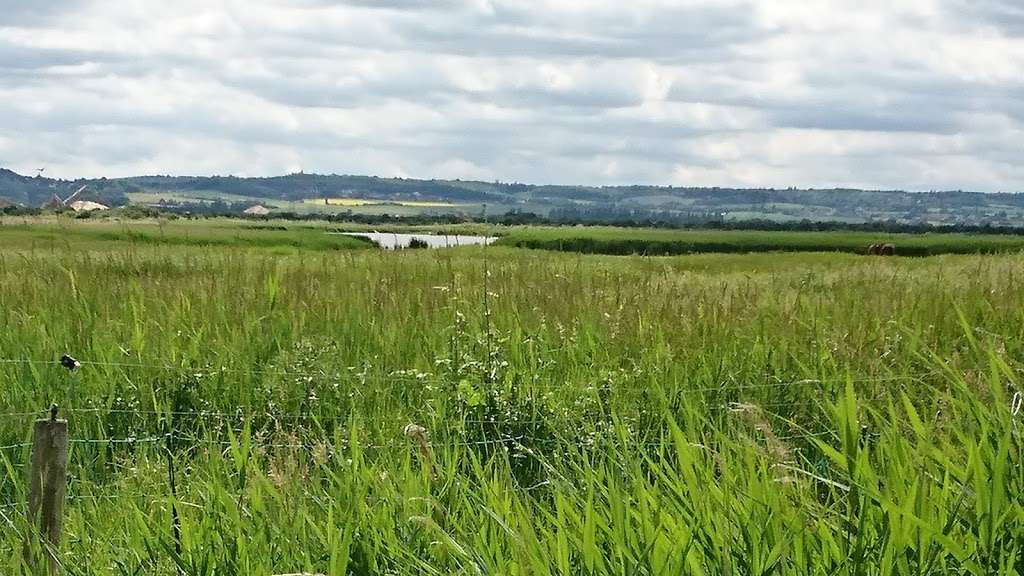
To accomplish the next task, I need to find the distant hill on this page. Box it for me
[0,169,134,208]
[3,168,1024,226]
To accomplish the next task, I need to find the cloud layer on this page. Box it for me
[2,0,1023,191]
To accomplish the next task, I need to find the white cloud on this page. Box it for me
[0,0,1022,191]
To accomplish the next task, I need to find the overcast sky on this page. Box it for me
[1,0,1023,190]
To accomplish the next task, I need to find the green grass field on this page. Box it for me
[0,217,374,254]
[497,226,1024,256]
[0,218,1021,574]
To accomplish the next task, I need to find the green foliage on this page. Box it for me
[0,222,1021,574]
[499,226,1024,256]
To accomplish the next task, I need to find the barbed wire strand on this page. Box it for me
[0,357,947,422]
[0,400,819,424]
[0,442,32,452]
[0,356,946,390]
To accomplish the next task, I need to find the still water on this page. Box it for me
[331,232,497,250]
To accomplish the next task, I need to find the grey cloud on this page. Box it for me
[666,51,1013,136]
[392,3,761,61]
[313,0,477,9]
[0,0,89,25]
[954,0,1024,34]
[0,44,95,70]
[770,107,958,134]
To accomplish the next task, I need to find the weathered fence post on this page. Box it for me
[165,431,182,555]
[25,404,68,574]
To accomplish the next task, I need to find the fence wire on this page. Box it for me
[0,355,947,427]
[0,354,954,524]
[0,353,940,467]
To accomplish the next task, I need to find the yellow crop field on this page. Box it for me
[306,197,462,208]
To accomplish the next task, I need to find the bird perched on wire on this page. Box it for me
[60,354,81,370]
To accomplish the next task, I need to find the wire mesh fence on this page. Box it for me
[0,353,953,527]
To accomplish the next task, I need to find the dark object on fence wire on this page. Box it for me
[24,403,68,574]
[58,355,80,371]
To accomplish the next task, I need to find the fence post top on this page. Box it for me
[35,404,67,428]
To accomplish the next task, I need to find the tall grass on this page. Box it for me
[0,217,373,253]
[0,222,1021,574]
[498,226,1024,256]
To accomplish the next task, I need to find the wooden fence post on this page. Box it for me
[165,432,182,556]
[25,404,68,574]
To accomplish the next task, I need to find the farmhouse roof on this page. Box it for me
[69,200,109,212]
[244,204,271,216]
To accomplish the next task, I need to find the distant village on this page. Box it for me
[0,183,273,218]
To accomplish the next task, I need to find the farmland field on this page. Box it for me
[0,218,1022,574]
[309,198,464,208]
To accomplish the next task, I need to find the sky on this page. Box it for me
[1,0,1023,191]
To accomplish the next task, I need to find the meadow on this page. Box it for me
[0,217,373,253]
[0,218,1021,574]
[497,226,1024,256]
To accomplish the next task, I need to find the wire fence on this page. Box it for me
[0,355,947,387]
[0,354,948,419]
[0,353,950,456]
[0,423,536,518]
[0,421,835,514]
[0,354,961,527]
[0,429,533,454]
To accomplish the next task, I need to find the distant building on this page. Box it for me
[69,200,109,212]
[243,204,271,216]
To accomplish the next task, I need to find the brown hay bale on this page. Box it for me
[880,243,896,256]
[867,243,882,255]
